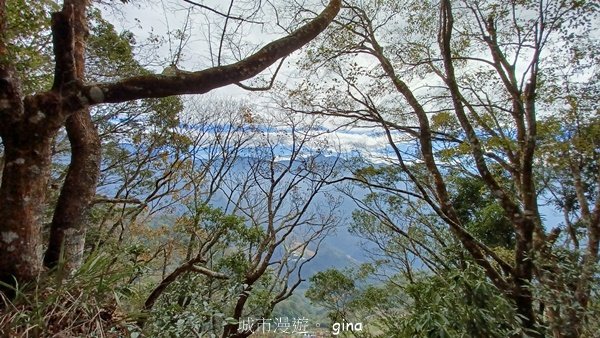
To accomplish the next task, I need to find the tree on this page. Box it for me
[0,97,343,335]
[286,0,599,336]
[0,0,341,288]
[331,168,523,337]
[305,268,356,323]
[135,112,341,337]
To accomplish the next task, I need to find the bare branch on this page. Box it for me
[182,0,262,24]
[91,196,142,205]
[235,57,286,91]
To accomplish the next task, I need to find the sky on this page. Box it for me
[92,0,578,265]
[99,0,578,207]
[98,0,398,159]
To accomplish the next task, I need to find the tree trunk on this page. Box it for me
[221,285,252,338]
[0,0,341,291]
[0,126,55,287]
[44,110,101,271]
[44,0,98,272]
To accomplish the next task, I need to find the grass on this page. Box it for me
[0,251,141,338]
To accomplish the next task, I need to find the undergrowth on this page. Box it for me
[0,251,142,338]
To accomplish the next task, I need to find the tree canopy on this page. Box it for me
[1,0,599,337]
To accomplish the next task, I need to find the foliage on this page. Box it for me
[306,269,355,322]
[143,273,243,337]
[2,0,600,336]
[1,2,341,336]
[448,175,514,249]
[288,0,600,336]
[0,250,141,337]
[4,0,57,94]
[399,265,520,338]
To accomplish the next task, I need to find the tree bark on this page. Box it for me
[0,98,63,288]
[1,0,64,287]
[44,111,101,270]
[44,0,100,272]
[0,138,50,285]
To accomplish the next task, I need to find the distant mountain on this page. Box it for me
[208,154,369,276]
[101,145,371,278]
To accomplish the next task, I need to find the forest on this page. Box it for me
[0,0,599,337]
